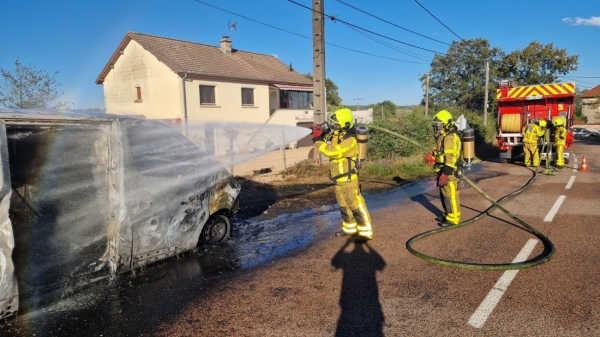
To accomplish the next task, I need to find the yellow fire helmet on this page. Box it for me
[432,110,454,130]
[552,117,564,127]
[329,108,354,131]
[538,119,547,128]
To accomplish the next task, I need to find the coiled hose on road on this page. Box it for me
[362,124,555,270]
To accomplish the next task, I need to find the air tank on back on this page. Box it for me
[462,128,475,166]
[356,126,369,167]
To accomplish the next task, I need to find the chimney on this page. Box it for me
[220,36,232,54]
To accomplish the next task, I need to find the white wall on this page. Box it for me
[102,41,181,119]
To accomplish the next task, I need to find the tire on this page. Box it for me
[565,158,569,165]
[200,214,231,245]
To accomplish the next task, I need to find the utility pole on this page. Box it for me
[483,58,490,126]
[425,73,430,117]
[355,98,362,112]
[312,0,326,125]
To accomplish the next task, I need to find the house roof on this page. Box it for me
[96,32,313,87]
[580,84,600,98]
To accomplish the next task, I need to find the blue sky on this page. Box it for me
[1,0,599,110]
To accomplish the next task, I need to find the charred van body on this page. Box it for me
[0,109,240,318]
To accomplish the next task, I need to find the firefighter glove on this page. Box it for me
[437,174,449,187]
[424,153,436,167]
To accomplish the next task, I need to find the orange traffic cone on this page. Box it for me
[580,156,589,172]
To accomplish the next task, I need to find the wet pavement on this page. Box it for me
[0,165,486,336]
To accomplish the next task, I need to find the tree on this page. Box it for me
[422,39,504,112]
[304,73,343,111]
[497,41,578,86]
[0,58,67,109]
[573,88,589,124]
[369,100,397,120]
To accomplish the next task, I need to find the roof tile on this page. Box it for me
[121,32,312,85]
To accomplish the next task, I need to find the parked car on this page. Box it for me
[0,109,240,318]
[572,127,591,138]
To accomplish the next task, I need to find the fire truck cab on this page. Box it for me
[495,80,575,164]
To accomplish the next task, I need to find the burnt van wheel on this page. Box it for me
[201,214,231,245]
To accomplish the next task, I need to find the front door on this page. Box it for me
[0,120,19,319]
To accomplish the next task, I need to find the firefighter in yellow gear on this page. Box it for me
[427,110,462,227]
[552,117,567,168]
[522,120,546,167]
[311,108,373,240]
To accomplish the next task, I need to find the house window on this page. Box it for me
[242,88,254,106]
[200,85,216,105]
[280,91,313,109]
[135,86,142,103]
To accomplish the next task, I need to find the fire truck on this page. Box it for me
[495,80,575,164]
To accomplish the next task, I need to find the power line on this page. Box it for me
[287,0,446,55]
[413,0,464,42]
[342,23,431,61]
[335,0,451,46]
[192,0,427,64]
[560,76,598,86]
[559,76,600,79]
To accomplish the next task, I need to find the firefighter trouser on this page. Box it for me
[439,174,461,225]
[554,144,565,167]
[523,142,540,166]
[335,179,373,239]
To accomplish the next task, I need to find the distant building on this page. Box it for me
[353,108,373,123]
[580,84,600,123]
[95,32,314,135]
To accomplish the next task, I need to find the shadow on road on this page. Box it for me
[331,238,386,337]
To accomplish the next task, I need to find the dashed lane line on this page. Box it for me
[544,195,566,222]
[467,239,539,329]
[565,176,576,189]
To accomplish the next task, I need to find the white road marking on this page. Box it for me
[467,239,539,329]
[565,176,576,189]
[544,195,566,222]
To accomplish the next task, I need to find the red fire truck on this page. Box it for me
[495,80,575,164]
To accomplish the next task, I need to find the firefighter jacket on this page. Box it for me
[523,123,545,144]
[314,128,359,184]
[434,128,462,175]
[555,126,566,146]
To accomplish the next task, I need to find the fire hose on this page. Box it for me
[362,124,555,270]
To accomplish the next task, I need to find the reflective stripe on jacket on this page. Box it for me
[435,130,461,170]
[555,126,567,145]
[523,123,544,144]
[315,130,359,183]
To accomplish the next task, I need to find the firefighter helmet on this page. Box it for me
[329,108,354,131]
[538,120,547,128]
[552,117,564,127]
[432,110,454,131]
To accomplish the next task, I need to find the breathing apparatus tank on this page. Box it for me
[356,126,369,168]
[461,128,475,167]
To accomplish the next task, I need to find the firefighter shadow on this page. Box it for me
[331,238,386,337]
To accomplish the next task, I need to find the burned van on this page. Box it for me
[0,109,240,318]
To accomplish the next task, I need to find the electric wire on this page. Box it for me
[287,0,446,55]
[360,124,555,270]
[192,0,427,63]
[413,0,464,42]
[335,0,451,46]
[360,78,421,101]
[342,23,431,62]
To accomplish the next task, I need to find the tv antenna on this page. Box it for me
[228,21,237,40]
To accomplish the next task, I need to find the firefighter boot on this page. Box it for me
[438,220,455,228]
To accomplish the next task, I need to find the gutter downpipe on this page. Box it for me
[182,73,189,137]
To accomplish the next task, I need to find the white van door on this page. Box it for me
[0,120,19,319]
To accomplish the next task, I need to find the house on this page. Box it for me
[580,84,600,123]
[95,32,314,151]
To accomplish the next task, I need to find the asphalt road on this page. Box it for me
[2,139,599,336]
